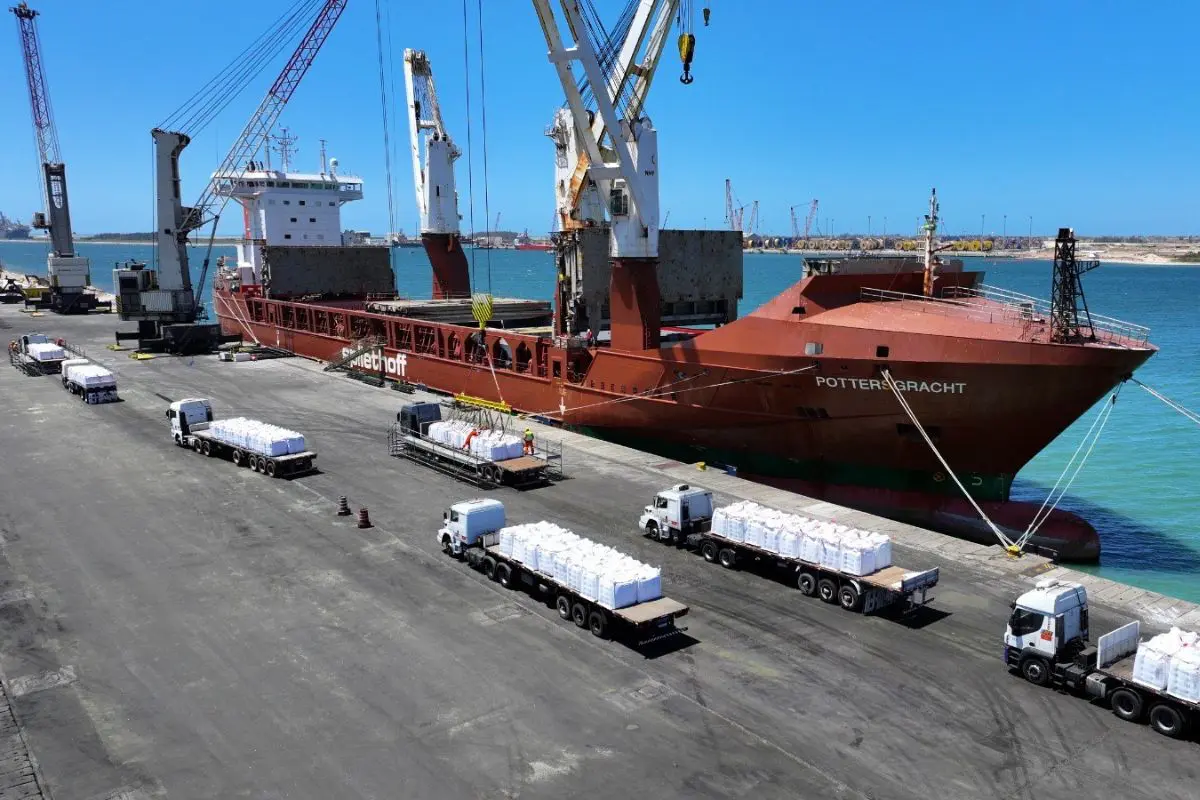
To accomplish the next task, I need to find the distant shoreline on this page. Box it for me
[0,239,241,246]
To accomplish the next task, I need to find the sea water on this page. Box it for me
[5,241,1197,600]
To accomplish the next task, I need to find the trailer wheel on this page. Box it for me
[817,577,838,604]
[192,439,202,453]
[797,571,817,596]
[588,610,609,639]
[482,556,497,581]
[266,460,278,478]
[231,449,244,467]
[1110,687,1144,722]
[1148,702,1187,738]
[496,563,515,589]
[570,602,589,628]
[1019,655,1052,687]
[556,595,572,620]
[838,583,864,612]
[718,548,737,569]
[700,540,719,563]
[201,440,212,456]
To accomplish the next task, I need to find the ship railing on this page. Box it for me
[860,285,1151,347]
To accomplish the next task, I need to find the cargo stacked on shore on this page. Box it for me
[61,358,118,404]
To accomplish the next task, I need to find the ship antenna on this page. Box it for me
[319,138,328,174]
[922,187,940,297]
[273,126,298,172]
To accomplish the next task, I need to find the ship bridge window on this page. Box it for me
[876,345,890,358]
[284,200,290,205]
[309,217,316,223]
[804,342,823,356]
[290,217,297,223]
[299,200,306,206]
[328,202,335,207]
[284,234,292,240]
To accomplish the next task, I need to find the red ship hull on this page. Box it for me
[213,265,1153,562]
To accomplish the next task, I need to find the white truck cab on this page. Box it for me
[439,498,506,556]
[640,484,714,543]
[1005,579,1090,672]
[167,398,214,444]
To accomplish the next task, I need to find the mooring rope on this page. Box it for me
[1132,378,1200,429]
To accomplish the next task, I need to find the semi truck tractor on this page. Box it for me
[166,398,317,478]
[442,498,689,645]
[1005,579,1200,738]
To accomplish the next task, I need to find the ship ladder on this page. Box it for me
[879,368,1017,552]
[1012,385,1122,553]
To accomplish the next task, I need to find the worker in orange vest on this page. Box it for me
[463,429,479,452]
[523,428,535,455]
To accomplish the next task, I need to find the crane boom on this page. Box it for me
[117,0,346,352]
[804,199,819,239]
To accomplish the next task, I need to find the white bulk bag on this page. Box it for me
[636,566,662,603]
[1167,644,1200,704]
[1133,629,1188,690]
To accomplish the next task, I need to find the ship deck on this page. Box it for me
[0,305,1194,800]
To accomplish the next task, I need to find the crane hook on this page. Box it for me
[678,32,696,85]
[703,5,711,26]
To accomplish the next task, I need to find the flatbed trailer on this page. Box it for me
[667,529,938,615]
[388,423,550,488]
[179,426,317,478]
[61,370,118,404]
[453,532,687,645]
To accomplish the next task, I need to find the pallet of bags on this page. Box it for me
[1134,627,1199,691]
[26,342,64,361]
[1167,642,1200,704]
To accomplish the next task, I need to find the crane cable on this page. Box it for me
[1133,378,1200,428]
[1014,385,1121,551]
[373,0,397,244]
[460,0,478,290]
[880,369,1016,551]
[475,0,493,292]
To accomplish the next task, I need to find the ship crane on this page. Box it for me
[114,0,347,353]
[804,199,819,240]
[403,48,470,298]
[534,0,698,350]
[10,2,101,313]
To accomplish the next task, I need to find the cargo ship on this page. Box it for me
[210,158,1154,561]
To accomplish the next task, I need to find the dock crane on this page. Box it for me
[113,0,347,353]
[403,48,470,298]
[804,199,819,240]
[10,2,104,314]
[724,179,744,232]
[534,0,702,350]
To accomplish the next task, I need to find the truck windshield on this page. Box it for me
[449,510,459,522]
[654,497,668,509]
[1009,608,1045,637]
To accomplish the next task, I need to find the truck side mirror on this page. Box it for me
[443,511,448,520]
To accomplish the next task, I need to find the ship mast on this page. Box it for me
[922,188,940,298]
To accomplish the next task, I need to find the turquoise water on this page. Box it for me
[4,241,1198,600]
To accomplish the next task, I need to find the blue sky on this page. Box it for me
[1,0,1196,237]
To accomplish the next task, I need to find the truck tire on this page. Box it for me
[718,548,737,569]
[556,595,572,620]
[192,439,202,453]
[1110,687,1144,722]
[482,556,497,581]
[797,571,817,596]
[571,602,588,628]
[1148,702,1187,738]
[700,540,719,563]
[838,583,864,612]
[174,433,183,446]
[645,521,659,539]
[232,449,244,467]
[496,563,515,589]
[817,577,838,604]
[1019,655,1052,687]
[201,440,212,456]
[266,460,278,478]
[441,535,454,557]
[588,610,609,639]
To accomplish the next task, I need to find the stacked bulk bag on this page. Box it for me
[496,521,662,610]
[208,417,306,457]
[710,503,893,574]
[26,342,65,361]
[1133,627,1200,691]
[1167,644,1200,704]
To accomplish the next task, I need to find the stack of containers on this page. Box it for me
[711,502,892,576]
[207,417,307,456]
[496,521,662,610]
[1132,627,1200,694]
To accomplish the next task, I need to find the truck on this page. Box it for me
[441,498,690,645]
[61,359,118,404]
[8,333,67,375]
[389,402,551,488]
[1004,579,1199,738]
[166,398,317,478]
[639,486,939,615]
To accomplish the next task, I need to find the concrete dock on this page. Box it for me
[1,307,1198,799]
